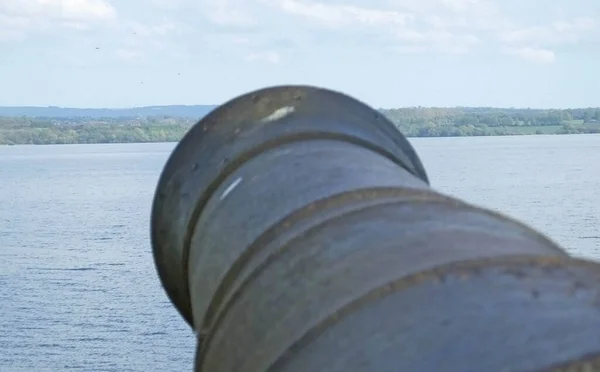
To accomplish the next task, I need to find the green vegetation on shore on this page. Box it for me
[1,107,599,145]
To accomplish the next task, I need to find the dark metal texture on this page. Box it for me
[151,86,428,326]
[150,85,600,372]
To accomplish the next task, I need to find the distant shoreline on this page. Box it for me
[2,106,599,145]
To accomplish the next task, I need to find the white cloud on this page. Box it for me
[499,17,596,45]
[231,36,252,45]
[46,0,115,21]
[506,47,556,64]
[396,28,479,45]
[0,0,116,42]
[0,14,31,41]
[553,17,595,32]
[259,0,487,54]
[494,16,596,62]
[115,49,142,62]
[268,0,413,28]
[104,20,189,64]
[0,0,116,22]
[149,0,185,10]
[439,0,482,12]
[245,50,281,64]
[262,0,596,61]
[202,0,256,26]
[391,45,428,54]
[2,0,597,65]
[127,21,180,38]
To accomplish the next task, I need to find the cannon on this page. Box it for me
[150,85,600,372]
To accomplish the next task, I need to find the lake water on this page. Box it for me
[1,134,599,371]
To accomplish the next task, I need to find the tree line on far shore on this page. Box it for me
[1,106,599,145]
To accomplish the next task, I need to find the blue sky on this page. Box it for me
[0,0,598,108]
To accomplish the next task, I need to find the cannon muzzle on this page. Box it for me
[151,86,600,372]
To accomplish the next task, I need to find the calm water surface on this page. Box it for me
[1,134,599,371]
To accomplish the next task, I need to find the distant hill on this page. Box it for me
[0,105,217,118]
[2,104,599,145]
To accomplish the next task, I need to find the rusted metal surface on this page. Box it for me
[150,85,600,372]
[547,352,600,371]
[265,257,600,372]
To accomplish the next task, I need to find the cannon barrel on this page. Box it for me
[151,85,600,372]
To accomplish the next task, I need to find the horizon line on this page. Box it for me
[1,104,599,110]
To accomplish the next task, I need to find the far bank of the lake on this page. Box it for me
[1,125,599,145]
[2,105,600,145]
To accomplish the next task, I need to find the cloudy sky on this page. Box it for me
[0,0,598,108]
